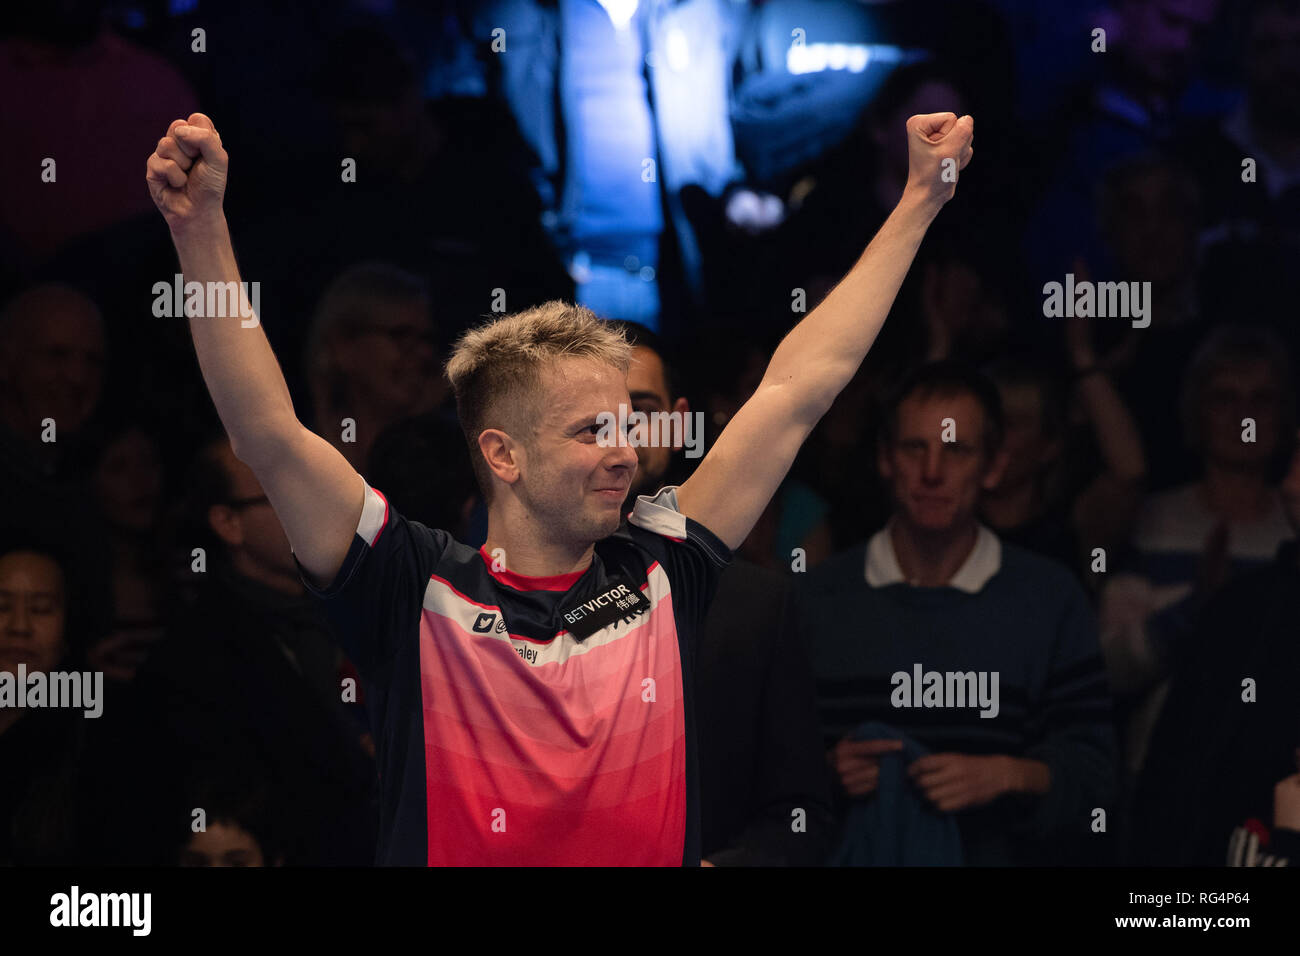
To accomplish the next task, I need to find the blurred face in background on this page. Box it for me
[0,289,106,440]
[331,86,427,179]
[1104,166,1199,286]
[924,258,1010,359]
[0,551,66,676]
[179,820,269,867]
[988,383,1061,493]
[1117,0,1220,95]
[879,391,1006,534]
[1245,1,1300,126]
[329,299,439,419]
[93,427,164,535]
[210,443,299,585]
[1196,360,1285,470]
[625,345,689,501]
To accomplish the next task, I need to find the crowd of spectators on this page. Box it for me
[3,0,1300,866]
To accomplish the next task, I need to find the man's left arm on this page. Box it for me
[676,112,974,549]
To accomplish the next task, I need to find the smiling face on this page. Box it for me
[879,391,1007,534]
[509,357,639,547]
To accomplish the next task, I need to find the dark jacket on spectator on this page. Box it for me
[0,707,85,864]
[1130,540,1300,866]
[696,558,835,865]
[102,562,377,865]
[801,530,1117,865]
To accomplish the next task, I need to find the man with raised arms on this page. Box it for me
[145,109,972,865]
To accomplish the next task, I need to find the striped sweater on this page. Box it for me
[798,531,1117,865]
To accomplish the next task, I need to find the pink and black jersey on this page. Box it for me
[296,482,732,866]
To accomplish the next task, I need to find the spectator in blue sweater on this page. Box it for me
[800,360,1118,864]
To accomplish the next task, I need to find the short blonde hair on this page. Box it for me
[445,301,632,501]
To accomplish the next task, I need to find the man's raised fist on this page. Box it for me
[145,112,228,235]
[904,112,975,209]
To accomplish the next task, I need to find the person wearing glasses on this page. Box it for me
[303,262,446,473]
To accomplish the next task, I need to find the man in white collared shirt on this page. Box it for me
[800,360,1117,865]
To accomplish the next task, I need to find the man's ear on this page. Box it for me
[207,504,243,548]
[479,428,523,489]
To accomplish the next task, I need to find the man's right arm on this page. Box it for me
[147,113,362,586]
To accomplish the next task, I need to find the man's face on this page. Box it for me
[879,391,1006,534]
[1,301,105,437]
[514,357,639,547]
[214,443,298,580]
[331,299,439,418]
[0,551,66,675]
[1198,361,1284,468]
[626,345,688,502]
